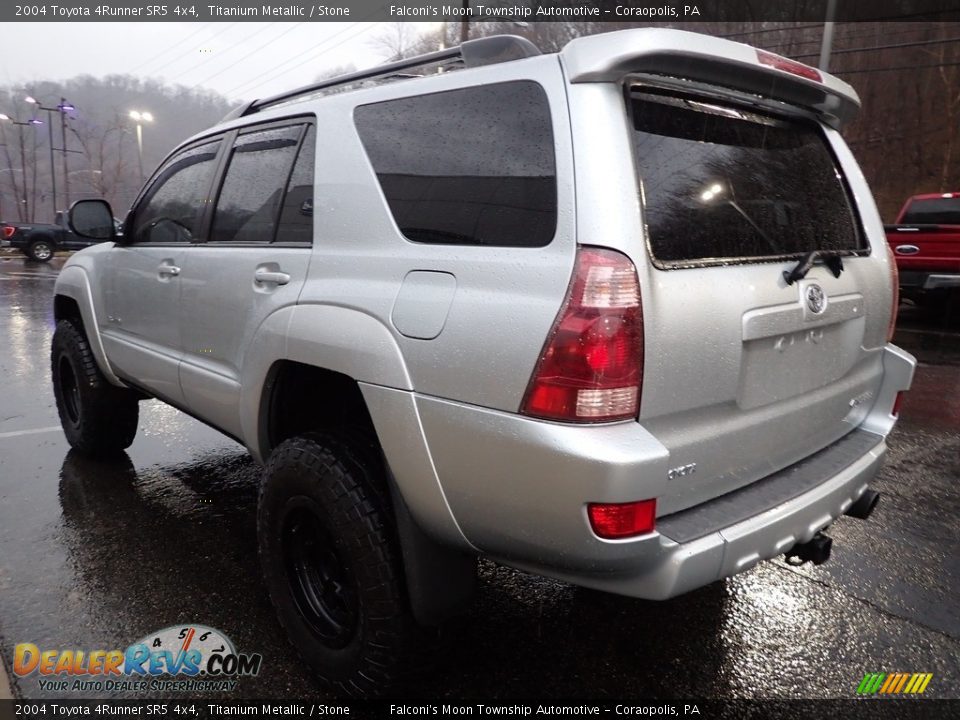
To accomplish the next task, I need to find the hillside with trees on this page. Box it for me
[0,77,233,222]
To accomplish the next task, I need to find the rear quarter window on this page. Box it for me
[354,80,556,248]
[629,87,865,266]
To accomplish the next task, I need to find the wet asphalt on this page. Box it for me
[0,254,958,702]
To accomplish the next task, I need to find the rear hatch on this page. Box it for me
[629,86,890,513]
[561,30,893,515]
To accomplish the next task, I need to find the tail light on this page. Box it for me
[588,499,657,539]
[891,391,904,418]
[2,226,14,239]
[521,246,643,422]
[885,242,900,342]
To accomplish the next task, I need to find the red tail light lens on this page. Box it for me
[2,226,14,239]
[521,247,643,422]
[886,243,900,342]
[892,391,904,418]
[756,50,822,82]
[588,499,657,539]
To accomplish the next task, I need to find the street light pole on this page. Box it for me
[26,96,75,217]
[60,99,73,208]
[129,110,153,185]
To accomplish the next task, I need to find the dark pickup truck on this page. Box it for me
[1,211,117,262]
[886,193,960,308]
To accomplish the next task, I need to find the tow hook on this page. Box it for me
[845,489,881,520]
[785,532,833,566]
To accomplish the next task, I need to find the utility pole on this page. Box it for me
[818,0,838,71]
[61,99,71,209]
[461,0,469,42]
[26,96,76,217]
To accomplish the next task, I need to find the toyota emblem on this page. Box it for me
[806,284,827,314]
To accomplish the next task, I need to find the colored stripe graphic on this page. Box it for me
[857,672,932,695]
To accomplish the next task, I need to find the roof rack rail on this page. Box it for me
[222,34,541,121]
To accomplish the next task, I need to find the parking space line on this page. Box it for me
[0,426,61,439]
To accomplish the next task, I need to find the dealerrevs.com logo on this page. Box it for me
[13,625,262,692]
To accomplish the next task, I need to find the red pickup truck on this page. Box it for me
[886,192,960,308]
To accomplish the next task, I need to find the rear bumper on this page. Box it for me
[554,430,886,599]
[415,343,914,600]
[899,270,960,290]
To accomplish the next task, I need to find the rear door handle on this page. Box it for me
[158,263,180,277]
[254,269,291,285]
[895,245,920,255]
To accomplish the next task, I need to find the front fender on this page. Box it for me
[54,264,124,387]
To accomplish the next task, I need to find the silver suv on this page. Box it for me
[52,30,915,696]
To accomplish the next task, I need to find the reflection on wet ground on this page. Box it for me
[0,257,958,700]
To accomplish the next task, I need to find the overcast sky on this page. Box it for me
[1,22,430,102]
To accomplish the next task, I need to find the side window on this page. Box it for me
[354,81,556,247]
[131,140,221,244]
[275,125,315,245]
[210,125,303,244]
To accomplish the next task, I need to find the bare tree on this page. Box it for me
[369,22,420,61]
[68,110,136,211]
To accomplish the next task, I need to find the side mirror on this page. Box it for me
[69,199,116,241]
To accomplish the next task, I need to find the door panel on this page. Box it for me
[177,123,315,437]
[178,247,310,438]
[99,138,223,404]
[101,246,185,403]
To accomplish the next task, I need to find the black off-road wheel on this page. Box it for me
[27,238,54,262]
[258,432,418,697]
[51,320,139,456]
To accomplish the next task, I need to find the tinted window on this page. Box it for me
[131,140,220,244]
[275,125,315,244]
[354,81,556,247]
[901,197,960,225]
[629,89,863,265]
[210,125,303,244]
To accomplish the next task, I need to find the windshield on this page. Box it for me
[629,87,865,266]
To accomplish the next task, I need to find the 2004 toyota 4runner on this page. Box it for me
[51,30,915,696]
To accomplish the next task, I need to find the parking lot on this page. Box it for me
[0,255,958,701]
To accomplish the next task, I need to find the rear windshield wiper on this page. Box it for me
[783,249,845,285]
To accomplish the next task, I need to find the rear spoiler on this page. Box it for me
[560,29,860,129]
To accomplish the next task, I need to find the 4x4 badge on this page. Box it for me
[806,284,827,314]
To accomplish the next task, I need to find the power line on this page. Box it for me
[127,23,216,76]
[134,22,241,82]
[226,22,381,100]
[165,23,285,85]
[756,24,949,51]
[187,23,307,91]
[787,35,960,60]
[836,59,960,75]
[718,23,823,39]
[222,22,364,98]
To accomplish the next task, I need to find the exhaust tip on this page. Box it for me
[846,489,881,521]
[785,532,833,566]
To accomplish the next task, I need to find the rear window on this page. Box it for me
[629,88,864,266]
[900,197,960,225]
[354,81,556,247]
